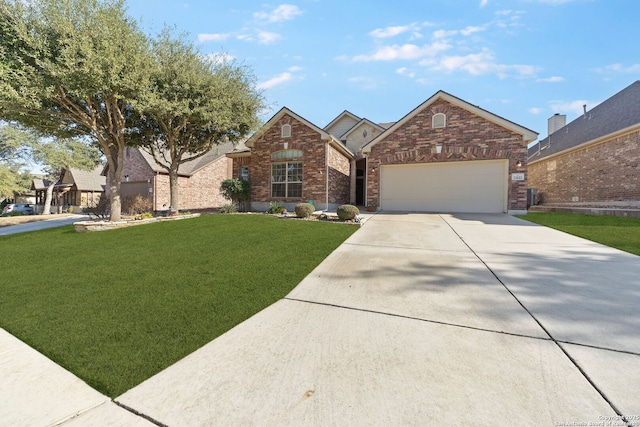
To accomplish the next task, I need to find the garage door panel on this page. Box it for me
[380,160,507,213]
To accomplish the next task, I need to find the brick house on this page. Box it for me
[528,81,640,208]
[228,91,537,214]
[116,144,233,211]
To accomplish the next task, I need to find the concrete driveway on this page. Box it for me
[117,213,640,426]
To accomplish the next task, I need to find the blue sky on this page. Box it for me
[126,0,640,143]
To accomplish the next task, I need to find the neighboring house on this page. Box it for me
[55,165,106,211]
[31,166,106,213]
[116,144,234,211]
[228,90,537,214]
[528,81,640,208]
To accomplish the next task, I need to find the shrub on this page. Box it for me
[85,194,110,219]
[295,203,315,218]
[268,201,285,214]
[220,203,238,214]
[220,179,250,211]
[141,212,153,219]
[337,204,359,221]
[122,194,153,216]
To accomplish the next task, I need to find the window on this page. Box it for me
[272,162,302,198]
[432,113,446,129]
[240,165,249,181]
[281,124,291,138]
[271,149,302,160]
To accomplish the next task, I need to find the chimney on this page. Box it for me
[548,113,566,135]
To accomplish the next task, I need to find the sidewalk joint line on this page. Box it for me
[439,214,630,424]
[284,297,552,343]
[113,400,169,427]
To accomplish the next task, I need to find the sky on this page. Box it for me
[125,0,640,144]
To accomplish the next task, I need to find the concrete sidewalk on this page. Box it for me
[115,213,639,426]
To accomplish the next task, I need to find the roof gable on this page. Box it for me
[324,110,361,138]
[341,118,386,140]
[529,80,640,163]
[362,90,538,153]
[245,107,354,158]
[62,165,106,191]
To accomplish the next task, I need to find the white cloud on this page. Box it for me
[460,25,486,36]
[529,107,543,114]
[480,0,489,6]
[396,67,416,78]
[602,63,640,73]
[197,33,230,43]
[254,4,302,23]
[433,29,458,39]
[257,72,295,90]
[537,76,565,83]
[549,99,596,116]
[257,31,281,45]
[369,25,413,39]
[430,49,540,78]
[352,42,451,62]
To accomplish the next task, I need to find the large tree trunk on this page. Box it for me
[169,165,179,213]
[42,182,55,215]
[106,145,125,222]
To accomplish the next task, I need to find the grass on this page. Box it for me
[0,214,358,397]
[518,212,640,256]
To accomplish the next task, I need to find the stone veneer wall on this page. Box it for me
[365,99,528,211]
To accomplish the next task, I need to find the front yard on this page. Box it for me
[519,212,640,256]
[0,214,358,397]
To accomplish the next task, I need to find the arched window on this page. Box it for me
[271,149,302,159]
[281,124,291,138]
[432,113,446,129]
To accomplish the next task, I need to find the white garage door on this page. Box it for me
[380,160,508,213]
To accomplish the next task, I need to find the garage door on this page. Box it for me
[380,160,508,213]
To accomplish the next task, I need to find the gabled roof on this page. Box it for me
[323,110,361,132]
[361,90,538,153]
[340,118,387,140]
[138,141,235,177]
[244,107,354,158]
[529,80,640,163]
[66,165,106,191]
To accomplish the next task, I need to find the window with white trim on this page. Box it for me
[272,162,302,198]
[240,165,249,181]
[432,113,446,129]
[281,124,291,138]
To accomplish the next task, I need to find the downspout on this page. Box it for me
[325,141,329,211]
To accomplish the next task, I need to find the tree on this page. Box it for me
[220,178,251,212]
[0,124,35,200]
[31,138,102,214]
[0,0,152,221]
[133,28,264,212]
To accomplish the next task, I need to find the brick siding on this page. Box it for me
[528,129,640,205]
[241,113,352,209]
[366,99,528,211]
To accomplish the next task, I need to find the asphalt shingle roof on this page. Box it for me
[529,80,640,162]
[138,142,236,176]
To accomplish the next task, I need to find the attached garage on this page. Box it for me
[380,159,508,213]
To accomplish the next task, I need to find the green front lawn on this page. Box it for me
[519,212,640,256]
[0,214,358,397]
